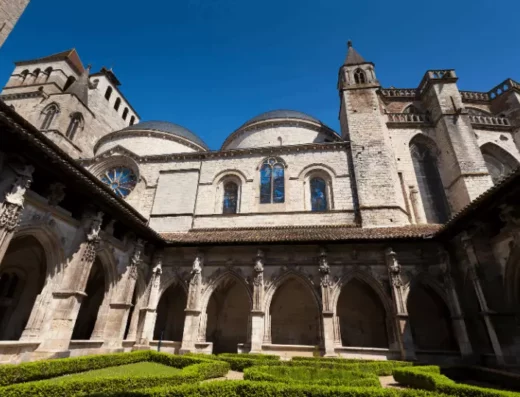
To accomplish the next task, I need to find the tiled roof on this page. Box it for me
[15,49,85,75]
[161,224,441,245]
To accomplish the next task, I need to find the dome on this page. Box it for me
[240,110,323,128]
[122,121,208,150]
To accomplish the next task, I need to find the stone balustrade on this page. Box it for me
[387,113,431,125]
[469,115,511,127]
[488,79,520,100]
[379,88,417,98]
[460,91,490,102]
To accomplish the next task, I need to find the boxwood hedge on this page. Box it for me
[393,366,520,397]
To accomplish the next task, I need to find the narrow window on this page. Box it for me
[33,68,41,82]
[223,182,239,214]
[122,107,129,120]
[114,98,121,111]
[354,68,366,84]
[41,104,58,129]
[63,76,76,91]
[481,144,518,184]
[66,113,83,140]
[259,157,285,204]
[410,141,450,223]
[44,67,53,82]
[129,116,135,126]
[310,177,328,211]
[105,86,113,100]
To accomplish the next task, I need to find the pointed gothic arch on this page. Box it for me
[154,280,187,342]
[333,271,394,348]
[201,270,252,353]
[410,134,450,224]
[264,271,321,346]
[407,276,458,351]
[480,142,518,184]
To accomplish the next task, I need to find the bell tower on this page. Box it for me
[338,42,408,227]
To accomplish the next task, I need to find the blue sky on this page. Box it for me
[1,0,519,150]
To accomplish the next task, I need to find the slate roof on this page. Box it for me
[121,121,209,150]
[344,41,368,66]
[161,224,441,245]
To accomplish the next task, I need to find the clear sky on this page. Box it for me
[1,0,519,150]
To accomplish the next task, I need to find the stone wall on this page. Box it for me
[0,0,29,48]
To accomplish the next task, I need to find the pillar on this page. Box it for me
[180,253,204,353]
[319,247,335,356]
[438,248,473,358]
[134,250,162,348]
[0,164,34,263]
[250,249,265,353]
[37,210,104,352]
[101,239,145,348]
[385,248,416,360]
[461,232,505,366]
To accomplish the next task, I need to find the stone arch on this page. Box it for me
[154,275,188,342]
[212,171,246,215]
[71,249,117,340]
[333,271,394,348]
[124,274,146,340]
[265,271,321,346]
[480,142,518,184]
[299,165,335,212]
[407,276,458,351]
[201,270,252,353]
[297,163,338,180]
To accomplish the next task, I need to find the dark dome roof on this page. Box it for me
[122,121,208,150]
[241,110,322,128]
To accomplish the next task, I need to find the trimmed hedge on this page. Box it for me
[217,353,279,361]
[292,356,397,364]
[393,366,520,397]
[443,367,520,392]
[244,365,381,387]
[90,380,452,396]
[0,357,229,397]
[286,359,413,376]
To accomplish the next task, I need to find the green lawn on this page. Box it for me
[50,362,180,381]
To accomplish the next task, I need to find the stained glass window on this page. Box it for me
[223,182,238,214]
[310,177,327,211]
[101,167,137,198]
[411,143,450,224]
[260,158,285,204]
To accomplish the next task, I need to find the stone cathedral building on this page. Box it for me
[1,22,520,367]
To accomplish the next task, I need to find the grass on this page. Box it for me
[49,362,180,382]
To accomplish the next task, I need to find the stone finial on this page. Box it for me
[254,249,264,273]
[86,211,103,242]
[385,247,402,287]
[347,40,353,48]
[130,238,145,268]
[319,247,330,275]
[5,165,34,206]
[192,252,204,275]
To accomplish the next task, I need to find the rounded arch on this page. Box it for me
[202,270,252,353]
[89,155,141,199]
[297,163,337,180]
[407,275,458,351]
[213,172,245,215]
[299,165,335,212]
[480,142,518,184]
[265,271,321,346]
[212,169,248,186]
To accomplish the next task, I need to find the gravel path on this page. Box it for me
[379,375,404,389]
[203,370,244,382]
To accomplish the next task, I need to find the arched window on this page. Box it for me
[310,177,328,211]
[481,143,518,184]
[410,139,450,223]
[63,75,76,91]
[33,68,41,82]
[114,98,121,111]
[223,182,239,214]
[20,69,29,84]
[44,67,53,82]
[122,107,129,120]
[40,103,59,129]
[66,112,83,140]
[129,116,135,126]
[260,157,285,204]
[105,86,113,100]
[354,68,366,84]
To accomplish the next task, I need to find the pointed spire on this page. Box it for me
[344,40,367,66]
[66,64,91,107]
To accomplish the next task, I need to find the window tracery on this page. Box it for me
[260,157,285,204]
[66,113,83,140]
[40,103,59,129]
[354,68,366,84]
[101,166,137,198]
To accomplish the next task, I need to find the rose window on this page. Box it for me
[101,167,137,198]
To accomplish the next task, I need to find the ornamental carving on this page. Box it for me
[0,165,34,232]
[81,211,104,262]
[438,248,453,289]
[385,247,402,287]
[252,249,265,310]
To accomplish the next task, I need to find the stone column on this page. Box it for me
[409,185,426,225]
[385,247,416,360]
[101,239,146,348]
[438,248,473,358]
[134,250,162,348]
[250,249,265,353]
[461,233,505,366]
[318,247,335,357]
[180,253,204,353]
[0,164,34,263]
[37,210,104,352]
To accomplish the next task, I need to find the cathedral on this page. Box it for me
[1,6,520,367]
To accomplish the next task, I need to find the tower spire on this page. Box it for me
[344,40,367,66]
